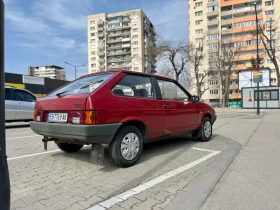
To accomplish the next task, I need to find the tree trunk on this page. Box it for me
[275,62,280,86]
[175,73,179,82]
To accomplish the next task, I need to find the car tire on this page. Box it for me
[56,143,84,153]
[197,117,212,142]
[109,125,143,167]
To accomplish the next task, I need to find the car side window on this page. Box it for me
[112,75,155,99]
[14,90,36,102]
[5,88,13,100]
[157,80,189,101]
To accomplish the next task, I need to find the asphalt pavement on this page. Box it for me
[5,108,280,210]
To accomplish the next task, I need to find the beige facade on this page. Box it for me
[87,9,156,74]
[28,65,66,80]
[188,0,280,104]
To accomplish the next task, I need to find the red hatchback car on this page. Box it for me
[30,70,216,167]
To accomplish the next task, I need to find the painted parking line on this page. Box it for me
[7,150,61,160]
[234,114,258,119]
[6,135,40,140]
[88,147,221,210]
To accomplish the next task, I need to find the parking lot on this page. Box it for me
[6,108,267,210]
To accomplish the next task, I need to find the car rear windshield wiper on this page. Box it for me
[56,90,70,97]
[79,80,104,90]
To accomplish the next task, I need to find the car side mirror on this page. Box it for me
[191,95,200,102]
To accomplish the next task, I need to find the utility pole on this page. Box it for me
[64,62,86,80]
[254,3,260,115]
[0,0,11,209]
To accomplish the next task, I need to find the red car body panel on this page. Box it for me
[33,70,216,142]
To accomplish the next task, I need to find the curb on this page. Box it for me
[164,137,241,210]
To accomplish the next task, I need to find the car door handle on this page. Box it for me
[163,104,172,108]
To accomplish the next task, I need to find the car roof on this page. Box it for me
[79,70,174,81]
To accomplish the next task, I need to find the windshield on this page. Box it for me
[48,73,115,97]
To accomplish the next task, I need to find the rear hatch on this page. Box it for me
[33,73,115,124]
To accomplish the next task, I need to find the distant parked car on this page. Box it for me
[5,86,38,122]
[30,70,216,167]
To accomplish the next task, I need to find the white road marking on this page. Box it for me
[192,147,219,153]
[88,148,221,210]
[6,135,40,140]
[7,150,61,160]
[235,114,257,119]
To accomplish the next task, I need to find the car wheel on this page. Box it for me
[198,117,212,142]
[56,143,83,153]
[109,125,143,167]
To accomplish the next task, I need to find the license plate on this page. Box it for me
[48,113,68,123]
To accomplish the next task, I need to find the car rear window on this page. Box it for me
[48,73,115,97]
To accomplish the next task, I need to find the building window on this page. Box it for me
[208,52,218,58]
[133,47,138,52]
[91,57,96,62]
[90,20,95,25]
[267,59,273,64]
[196,29,203,34]
[196,38,203,44]
[207,5,218,12]
[91,33,95,36]
[91,51,96,55]
[132,35,138,39]
[209,80,218,85]
[208,34,218,40]
[195,11,203,16]
[270,69,276,73]
[265,10,274,15]
[133,54,138,58]
[195,20,203,25]
[133,41,138,45]
[195,2,202,7]
[209,62,218,67]
[234,20,263,28]
[90,27,95,31]
[133,28,138,32]
[271,78,277,83]
[91,64,96,67]
[208,0,217,2]
[210,89,218,95]
[208,43,218,49]
[90,39,95,43]
[265,1,274,6]
[134,67,139,71]
[208,26,218,30]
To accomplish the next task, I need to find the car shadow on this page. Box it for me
[5,123,30,129]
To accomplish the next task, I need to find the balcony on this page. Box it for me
[208,39,218,44]
[97,27,104,31]
[107,39,122,44]
[122,37,131,42]
[107,51,131,56]
[122,25,131,29]
[99,58,105,63]
[97,20,104,25]
[107,45,122,50]
[207,11,219,17]
[221,19,232,26]
[97,51,105,56]
[108,57,131,63]
[208,29,219,34]
[107,27,123,31]
[233,5,261,13]
[99,65,105,70]
[230,84,238,90]
[207,1,218,7]
[208,19,219,26]
[122,44,131,48]
[97,32,104,38]
[108,33,123,37]
[108,64,132,69]
[98,45,105,50]
[221,29,232,35]
[122,18,130,23]
[221,10,232,16]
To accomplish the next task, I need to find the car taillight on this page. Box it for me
[33,111,43,122]
[68,111,96,125]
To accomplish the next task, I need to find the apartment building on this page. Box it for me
[87,9,156,74]
[188,0,280,104]
[28,65,66,80]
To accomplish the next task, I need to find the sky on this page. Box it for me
[4,0,189,80]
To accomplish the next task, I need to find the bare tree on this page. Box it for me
[144,40,160,74]
[156,36,189,82]
[210,37,244,107]
[188,39,211,98]
[258,17,280,85]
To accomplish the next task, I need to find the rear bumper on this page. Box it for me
[30,121,122,144]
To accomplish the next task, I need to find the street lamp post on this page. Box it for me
[254,3,260,115]
[64,62,86,80]
[0,0,11,209]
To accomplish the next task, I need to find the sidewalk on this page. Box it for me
[165,110,280,210]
